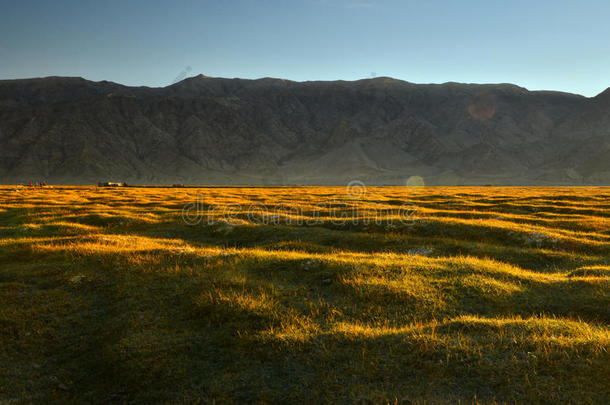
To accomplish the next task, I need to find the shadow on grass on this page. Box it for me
[1,243,609,403]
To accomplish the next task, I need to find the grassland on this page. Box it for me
[0,185,609,404]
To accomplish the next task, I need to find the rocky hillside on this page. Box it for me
[0,75,608,185]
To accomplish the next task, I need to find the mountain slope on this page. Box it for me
[0,75,607,185]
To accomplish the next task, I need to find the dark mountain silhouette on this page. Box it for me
[0,75,608,185]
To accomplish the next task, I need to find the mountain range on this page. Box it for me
[0,75,609,185]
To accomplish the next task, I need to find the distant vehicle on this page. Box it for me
[97,182,128,187]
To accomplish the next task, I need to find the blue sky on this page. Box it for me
[1,0,609,96]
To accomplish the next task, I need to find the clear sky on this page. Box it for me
[1,0,609,96]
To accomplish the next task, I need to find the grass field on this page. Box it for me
[1,185,609,404]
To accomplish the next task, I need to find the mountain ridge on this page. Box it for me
[0,75,608,185]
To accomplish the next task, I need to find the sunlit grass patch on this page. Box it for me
[568,265,610,278]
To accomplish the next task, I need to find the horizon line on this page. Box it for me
[2,73,608,98]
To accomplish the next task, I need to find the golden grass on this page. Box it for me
[0,185,609,404]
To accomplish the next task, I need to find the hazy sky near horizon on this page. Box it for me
[1,0,609,96]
